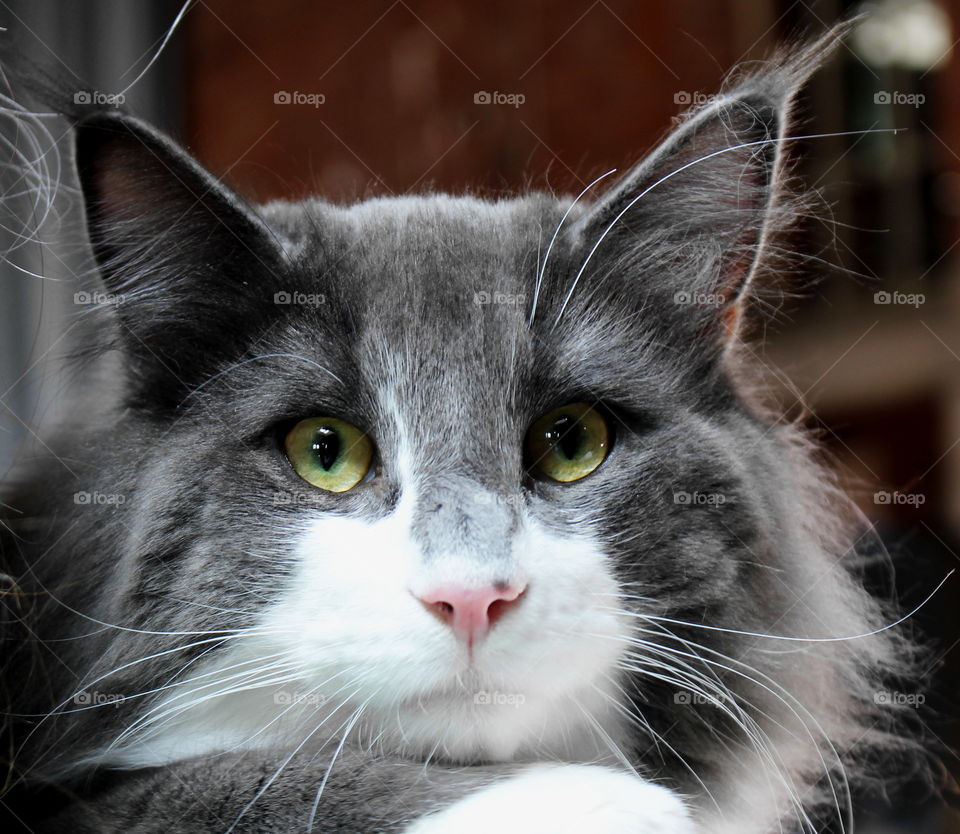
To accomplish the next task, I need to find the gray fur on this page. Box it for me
[0,27,924,833]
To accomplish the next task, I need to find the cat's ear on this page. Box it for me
[565,62,812,349]
[74,112,286,405]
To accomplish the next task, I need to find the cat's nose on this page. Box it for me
[416,582,527,647]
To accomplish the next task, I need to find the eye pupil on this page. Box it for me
[311,426,341,471]
[550,415,582,460]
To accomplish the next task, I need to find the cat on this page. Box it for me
[0,25,925,834]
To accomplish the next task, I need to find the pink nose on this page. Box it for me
[417,583,527,647]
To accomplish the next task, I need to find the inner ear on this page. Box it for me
[74,112,289,409]
[575,94,782,266]
[75,112,280,281]
[563,91,786,349]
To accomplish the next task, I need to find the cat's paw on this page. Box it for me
[404,764,695,834]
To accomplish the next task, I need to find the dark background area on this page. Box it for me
[1,0,958,831]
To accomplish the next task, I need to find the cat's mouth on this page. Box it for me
[357,666,625,764]
[396,673,528,712]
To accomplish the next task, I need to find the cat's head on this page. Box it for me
[14,30,906,820]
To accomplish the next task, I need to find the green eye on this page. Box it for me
[283,417,374,493]
[525,403,610,483]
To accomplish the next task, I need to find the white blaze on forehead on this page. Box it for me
[379,385,420,518]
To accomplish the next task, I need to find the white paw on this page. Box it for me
[404,764,695,834]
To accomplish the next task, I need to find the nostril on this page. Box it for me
[486,598,510,627]
[429,600,455,624]
[487,586,526,628]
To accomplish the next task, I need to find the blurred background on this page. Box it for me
[0,0,958,830]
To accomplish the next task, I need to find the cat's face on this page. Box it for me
[64,89,810,769]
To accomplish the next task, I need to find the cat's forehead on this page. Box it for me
[319,193,564,245]
[247,195,624,421]
[270,194,569,350]
[268,193,571,294]
[251,193,675,415]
